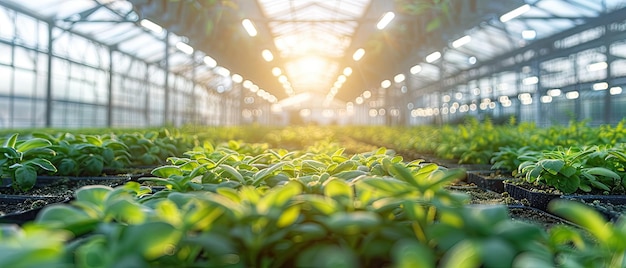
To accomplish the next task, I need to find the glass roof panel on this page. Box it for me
[257,0,369,96]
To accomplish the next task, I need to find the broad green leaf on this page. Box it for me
[439,240,481,268]
[323,179,353,202]
[14,165,37,191]
[3,133,18,148]
[219,164,244,183]
[151,165,183,178]
[480,238,516,268]
[257,181,302,214]
[392,240,435,268]
[117,222,182,260]
[82,155,104,176]
[540,159,564,175]
[329,160,357,175]
[21,147,56,159]
[560,165,577,177]
[333,170,368,180]
[584,167,620,180]
[252,162,287,186]
[277,205,300,228]
[106,199,146,224]
[75,185,113,206]
[24,158,57,172]
[0,147,19,159]
[35,205,98,235]
[324,211,381,235]
[297,195,339,215]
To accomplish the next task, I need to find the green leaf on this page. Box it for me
[219,164,244,183]
[14,165,37,191]
[252,162,287,186]
[3,133,18,148]
[75,185,113,206]
[440,240,481,268]
[583,167,621,180]
[21,147,56,159]
[277,205,300,228]
[549,200,612,244]
[117,222,182,260]
[24,158,57,172]
[151,165,183,178]
[82,155,104,176]
[324,211,381,235]
[560,165,577,177]
[16,138,52,152]
[540,159,565,175]
[323,179,353,202]
[392,240,435,268]
[35,205,98,235]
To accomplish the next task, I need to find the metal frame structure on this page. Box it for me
[0,0,246,128]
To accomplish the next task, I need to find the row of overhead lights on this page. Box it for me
[354,4,535,105]
[241,19,294,99]
[411,84,624,118]
[322,12,396,106]
[140,19,277,103]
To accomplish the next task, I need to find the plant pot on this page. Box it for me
[562,194,626,222]
[466,170,511,193]
[504,182,561,212]
[0,195,70,225]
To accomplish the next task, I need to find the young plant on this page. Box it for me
[0,134,57,191]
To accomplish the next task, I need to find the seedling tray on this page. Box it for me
[466,170,510,193]
[0,195,70,225]
[504,182,561,212]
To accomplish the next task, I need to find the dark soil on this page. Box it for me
[0,176,129,216]
[448,184,527,206]
[0,195,68,216]
[508,206,578,229]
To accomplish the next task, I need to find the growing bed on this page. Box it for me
[0,123,625,267]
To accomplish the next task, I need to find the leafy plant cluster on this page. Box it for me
[0,129,198,191]
[2,140,625,267]
[516,144,626,194]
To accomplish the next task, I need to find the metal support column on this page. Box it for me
[45,21,54,127]
[107,47,114,127]
[605,44,613,124]
[163,31,170,125]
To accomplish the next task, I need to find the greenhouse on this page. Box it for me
[1,0,626,267]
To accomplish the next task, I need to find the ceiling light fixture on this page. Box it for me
[203,56,217,68]
[500,4,530,23]
[232,74,243,83]
[140,19,163,34]
[242,19,257,37]
[175,42,194,55]
[410,64,422,74]
[425,51,441,63]
[272,67,282,76]
[343,67,353,76]
[376,12,395,30]
[262,49,274,62]
[451,35,471,48]
[353,48,365,61]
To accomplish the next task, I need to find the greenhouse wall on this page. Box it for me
[0,4,241,129]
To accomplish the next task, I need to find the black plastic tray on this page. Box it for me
[504,182,561,211]
[466,170,511,193]
[0,195,70,225]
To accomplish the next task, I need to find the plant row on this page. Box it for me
[0,129,198,191]
[2,140,625,267]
